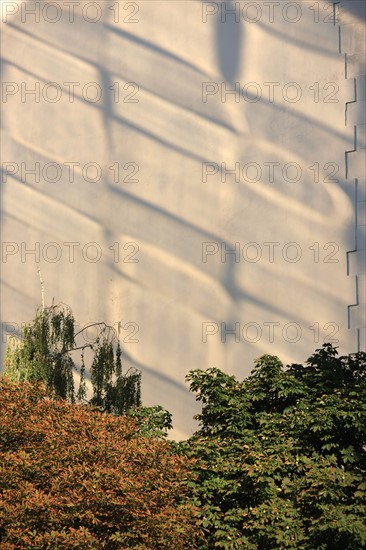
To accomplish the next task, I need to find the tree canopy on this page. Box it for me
[3,303,141,415]
[180,344,366,549]
[1,334,365,548]
[0,380,200,549]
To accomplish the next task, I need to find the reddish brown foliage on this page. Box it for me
[0,380,200,549]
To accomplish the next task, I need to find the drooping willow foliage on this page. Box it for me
[3,303,141,414]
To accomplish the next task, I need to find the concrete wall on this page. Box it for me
[340,0,366,353]
[1,0,365,438]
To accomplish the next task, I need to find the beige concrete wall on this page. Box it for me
[1,0,365,438]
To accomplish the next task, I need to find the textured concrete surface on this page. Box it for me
[1,0,365,438]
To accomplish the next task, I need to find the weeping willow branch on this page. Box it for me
[3,302,141,414]
[63,344,94,355]
[74,322,116,340]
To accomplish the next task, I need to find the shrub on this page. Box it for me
[0,380,201,549]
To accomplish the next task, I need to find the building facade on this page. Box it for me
[1,0,365,438]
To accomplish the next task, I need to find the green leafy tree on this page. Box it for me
[129,405,173,439]
[181,344,366,549]
[3,303,141,415]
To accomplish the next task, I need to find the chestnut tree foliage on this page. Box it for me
[180,344,366,549]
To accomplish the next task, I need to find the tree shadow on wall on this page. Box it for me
[215,0,243,85]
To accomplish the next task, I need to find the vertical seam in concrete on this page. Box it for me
[340,1,366,352]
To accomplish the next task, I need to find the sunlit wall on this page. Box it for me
[1,0,365,438]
